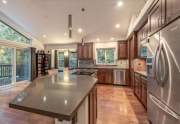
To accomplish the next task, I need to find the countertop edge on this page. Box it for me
[134,71,147,77]
[9,77,98,121]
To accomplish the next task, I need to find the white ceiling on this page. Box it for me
[0,0,146,44]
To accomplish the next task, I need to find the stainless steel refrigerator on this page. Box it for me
[147,18,180,124]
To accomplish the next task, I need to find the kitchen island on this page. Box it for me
[9,70,97,124]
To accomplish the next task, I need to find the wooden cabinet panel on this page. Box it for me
[166,0,180,23]
[118,41,128,59]
[89,86,97,124]
[97,69,113,84]
[148,0,165,35]
[77,43,93,60]
[141,77,147,109]
[134,73,147,109]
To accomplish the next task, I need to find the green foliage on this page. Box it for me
[0,21,31,44]
[97,48,115,64]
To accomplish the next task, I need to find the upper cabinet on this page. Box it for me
[129,32,138,60]
[138,21,149,41]
[148,0,166,35]
[118,41,128,59]
[166,0,180,23]
[77,43,93,60]
[148,0,180,35]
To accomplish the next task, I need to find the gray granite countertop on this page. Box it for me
[134,71,147,77]
[9,71,97,121]
[78,65,128,69]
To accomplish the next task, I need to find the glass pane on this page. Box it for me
[0,46,13,86]
[69,52,77,68]
[0,21,31,44]
[106,48,115,64]
[58,52,64,68]
[16,48,30,81]
[97,49,105,64]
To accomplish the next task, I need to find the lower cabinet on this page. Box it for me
[134,73,147,109]
[89,86,97,124]
[97,69,113,84]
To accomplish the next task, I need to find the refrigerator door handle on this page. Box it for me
[154,43,161,80]
[150,94,180,120]
[155,42,169,86]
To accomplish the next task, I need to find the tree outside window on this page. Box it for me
[97,48,116,65]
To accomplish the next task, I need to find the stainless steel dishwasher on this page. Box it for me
[114,69,126,85]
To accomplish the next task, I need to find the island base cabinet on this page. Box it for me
[55,86,97,124]
[55,97,89,124]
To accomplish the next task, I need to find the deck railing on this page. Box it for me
[0,64,12,86]
[0,64,12,78]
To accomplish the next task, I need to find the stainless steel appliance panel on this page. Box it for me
[147,18,180,123]
[148,94,180,124]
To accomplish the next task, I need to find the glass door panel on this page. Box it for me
[16,48,30,81]
[58,52,65,70]
[0,46,13,86]
[69,52,77,69]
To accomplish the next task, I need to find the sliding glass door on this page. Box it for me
[16,48,30,82]
[0,46,13,86]
[0,46,30,87]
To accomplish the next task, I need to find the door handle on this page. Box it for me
[155,42,169,86]
[150,94,180,120]
[154,42,161,80]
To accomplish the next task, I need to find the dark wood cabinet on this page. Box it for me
[78,43,93,60]
[134,73,147,109]
[138,21,149,42]
[97,69,113,84]
[89,86,97,124]
[166,0,180,23]
[148,0,166,35]
[128,32,138,87]
[118,41,128,59]
[30,47,37,81]
[141,77,147,109]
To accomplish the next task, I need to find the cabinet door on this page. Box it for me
[93,87,97,124]
[87,43,93,59]
[149,0,165,34]
[118,41,128,59]
[105,69,113,84]
[134,74,141,98]
[97,69,105,83]
[78,44,83,59]
[83,44,88,59]
[141,77,147,109]
[166,0,180,23]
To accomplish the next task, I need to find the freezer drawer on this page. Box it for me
[148,93,180,124]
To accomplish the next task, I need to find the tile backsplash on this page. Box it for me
[116,60,129,68]
[133,59,147,72]
[78,60,95,68]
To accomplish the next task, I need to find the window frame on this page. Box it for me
[96,47,116,65]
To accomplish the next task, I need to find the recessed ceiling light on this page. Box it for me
[43,34,47,38]
[115,24,120,29]
[110,37,115,41]
[64,32,67,36]
[96,38,100,42]
[2,0,7,4]
[117,1,123,7]
[78,28,83,33]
